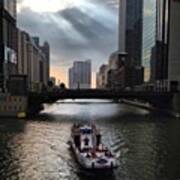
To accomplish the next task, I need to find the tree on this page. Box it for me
[47,80,53,87]
[59,83,66,89]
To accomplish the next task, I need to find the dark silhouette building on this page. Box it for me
[125,0,143,67]
[152,0,180,91]
[0,0,17,92]
[118,0,144,88]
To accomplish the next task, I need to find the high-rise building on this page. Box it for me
[118,0,144,87]
[168,0,180,90]
[41,42,50,82]
[28,36,49,91]
[119,0,143,65]
[125,0,144,67]
[17,30,50,92]
[96,64,109,89]
[32,37,50,87]
[68,60,91,89]
[17,30,29,75]
[154,0,169,81]
[0,0,17,92]
[153,0,180,91]
[143,0,156,82]
[107,51,125,89]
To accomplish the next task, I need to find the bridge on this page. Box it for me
[28,89,175,114]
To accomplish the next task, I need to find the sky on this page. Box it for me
[17,0,119,87]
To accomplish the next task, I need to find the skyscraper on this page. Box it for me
[118,0,144,87]
[0,0,17,92]
[155,0,169,81]
[168,0,180,90]
[68,60,91,89]
[143,0,156,82]
[119,0,143,64]
[154,0,180,90]
[125,0,143,67]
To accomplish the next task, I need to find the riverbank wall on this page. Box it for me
[122,93,180,118]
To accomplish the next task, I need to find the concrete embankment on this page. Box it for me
[171,92,180,118]
[121,99,180,118]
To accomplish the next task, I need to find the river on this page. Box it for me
[0,99,180,180]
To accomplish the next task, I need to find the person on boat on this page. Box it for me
[86,153,91,158]
[96,134,101,147]
[91,151,97,158]
[74,135,80,148]
[72,123,79,133]
[105,149,113,158]
[84,137,89,146]
[98,143,104,151]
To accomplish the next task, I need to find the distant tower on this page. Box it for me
[118,0,126,53]
[118,0,127,61]
[68,60,92,89]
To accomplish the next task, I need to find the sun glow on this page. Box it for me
[18,0,80,13]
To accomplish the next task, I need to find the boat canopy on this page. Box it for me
[80,127,92,134]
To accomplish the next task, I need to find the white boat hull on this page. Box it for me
[69,138,118,170]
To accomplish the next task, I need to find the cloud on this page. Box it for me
[144,0,155,17]
[17,0,118,84]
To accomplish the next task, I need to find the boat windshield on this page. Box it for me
[80,128,92,134]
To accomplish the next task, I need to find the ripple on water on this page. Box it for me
[0,102,180,180]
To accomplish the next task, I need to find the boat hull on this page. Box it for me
[69,138,117,171]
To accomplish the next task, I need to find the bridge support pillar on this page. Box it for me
[27,95,44,116]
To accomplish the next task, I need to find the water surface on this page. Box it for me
[0,99,180,180]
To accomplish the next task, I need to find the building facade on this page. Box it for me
[41,42,50,83]
[154,0,169,81]
[107,51,125,89]
[96,64,109,89]
[17,30,29,75]
[69,60,91,89]
[143,0,156,82]
[125,0,143,67]
[153,0,180,91]
[17,31,50,92]
[96,51,126,90]
[118,0,144,88]
[167,0,180,90]
[0,0,17,92]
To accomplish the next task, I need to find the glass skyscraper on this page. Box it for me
[142,0,156,82]
[150,0,180,90]
[155,0,169,81]
[118,0,144,87]
[125,0,143,67]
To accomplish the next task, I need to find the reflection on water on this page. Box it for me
[0,99,180,180]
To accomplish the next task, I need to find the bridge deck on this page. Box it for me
[29,89,174,108]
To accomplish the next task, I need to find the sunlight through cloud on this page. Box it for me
[18,0,81,12]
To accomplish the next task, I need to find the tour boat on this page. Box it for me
[69,124,118,171]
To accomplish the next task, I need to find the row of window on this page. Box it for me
[0,105,24,111]
[6,97,24,103]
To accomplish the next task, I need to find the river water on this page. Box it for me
[0,100,180,180]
